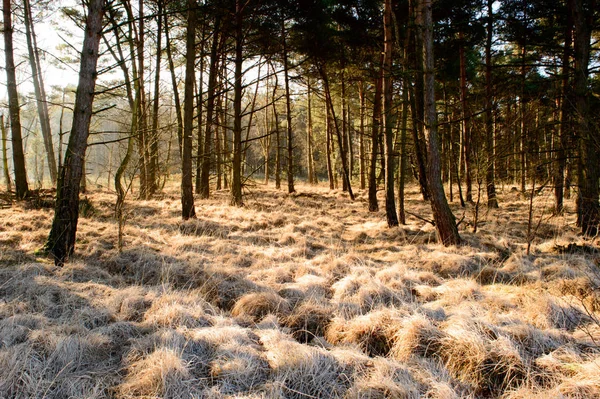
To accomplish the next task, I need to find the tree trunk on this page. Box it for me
[3,0,29,199]
[572,0,598,235]
[383,0,398,227]
[358,81,366,190]
[281,21,295,194]
[199,15,222,198]
[45,0,104,264]
[369,74,382,212]
[306,79,316,184]
[319,65,354,200]
[341,71,348,192]
[181,0,197,219]
[325,104,334,189]
[24,0,57,186]
[1,115,12,191]
[272,63,282,190]
[149,0,163,196]
[554,7,572,214]
[164,11,183,157]
[459,37,472,203]
[410,0,429,201]
[485,0,498,208]
[136,0,151,199]
[422,0,461,245]
[230,0,244,206]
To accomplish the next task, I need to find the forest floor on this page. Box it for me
[0,182,599,399]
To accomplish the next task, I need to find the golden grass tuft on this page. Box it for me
[231,291,291,322]
[143,292,215,328]
[284,299,334,343]
[326,309,405,357]
[389,313,445,361]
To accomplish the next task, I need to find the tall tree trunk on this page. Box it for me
[554,8,572,214]
[358,81,366,190]
[181,0,197,219]
[230,0,244,206]
[306,79,316,184]
[572,0,598,235]
[410,0,429,201]
[319,65,355,200]
[281,21,295,194]
[24,0,57,186]
[383,0,398,226]
[272,62,282,190]
[398,76,408,224]
[369,75,383,212]
[485,0,498,208]
[341,70,349,192]
[164,11,183,156]
[149,0,163,196]
[459,37,472,202]
[325,104,334,189]
[199,15,222,198]
[1,115,12,191]
[422,0,461,245]
[45,0,104,264]
[136,0,151,199]
[3,0,29,199]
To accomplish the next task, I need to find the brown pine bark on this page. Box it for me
[149,0,163,196]
[3,0,29,199]
[181,0,197,218]
[164,10,183,156]
[485,0,498,208]
[422,0,461,245]
[45,0,104,264]
[1,115,11,191]
[572,0,598,235]
[199,15,222,198]
[458,37,472,203]
[383,0,398,227]
[369,75,383,212]
[358,81,366,190]
[24,0,57,186]
[230,0,244,206]
[281,21,295,194]
[306,79,316,184]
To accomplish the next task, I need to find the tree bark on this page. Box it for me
[369,75,383,212]
[230,0,244,206]
[306,79,316,184]
[383,0,398,227]
[554,5,572,214]
[181,0,197,218]
[282,21,295,194]
[199,15,222,198]
[149,0,163,196]
[325,103,334,189]
[24,0,57,186]
[485,0,498,208]
[164,11,183,157]
[3,0,29,199]
[319,65,354,200]
[572,0,598,235]
[458,36,472,203]
[358,81,366,190]
[1,115,12,191]
[422,0,461,245]
[45,0,104,264]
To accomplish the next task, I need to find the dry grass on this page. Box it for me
[0,182,598,398]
